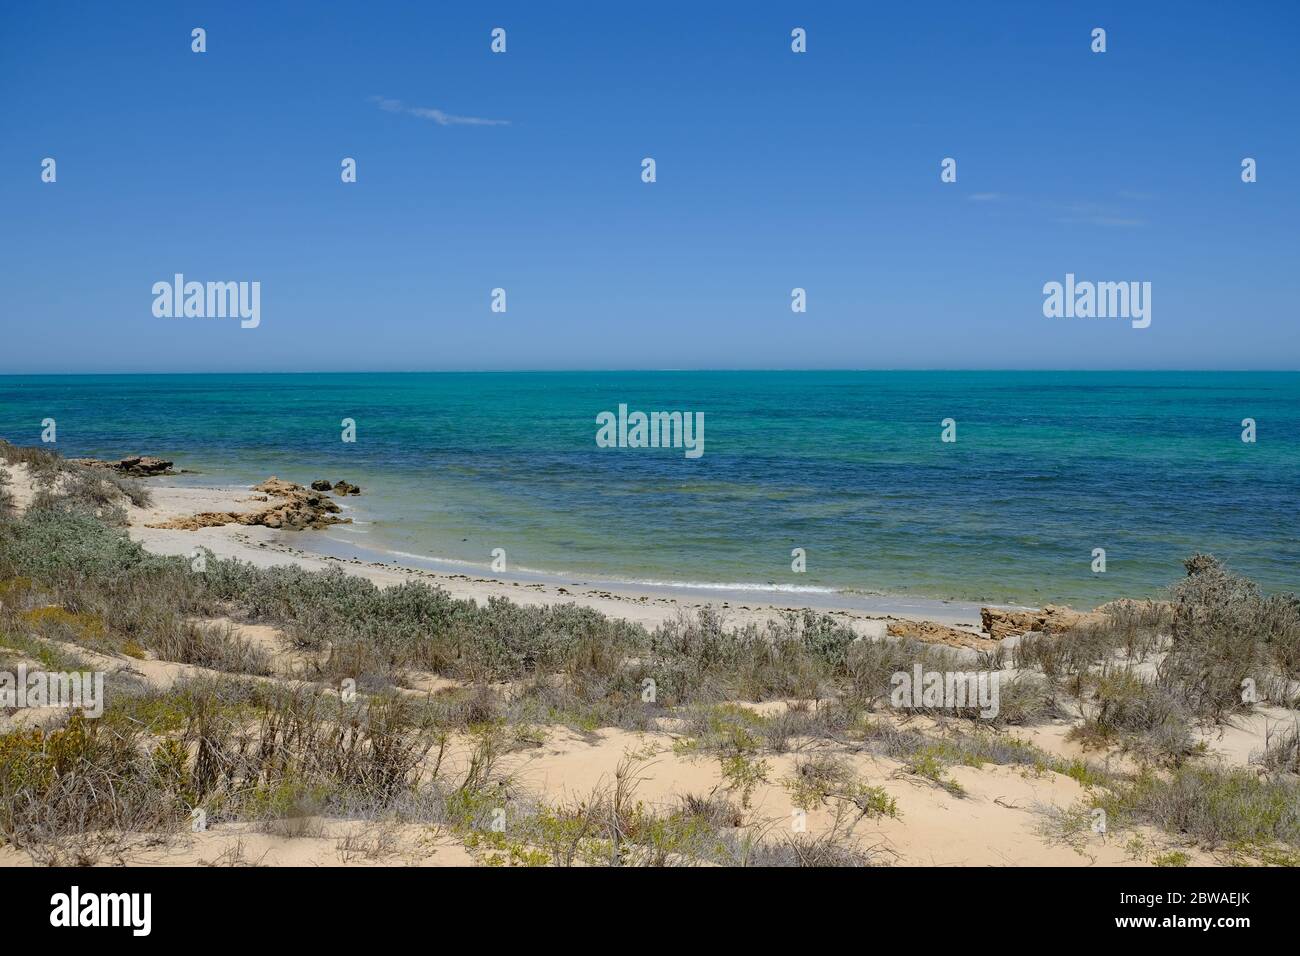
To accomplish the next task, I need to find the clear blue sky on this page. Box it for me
[1,1,1296,372]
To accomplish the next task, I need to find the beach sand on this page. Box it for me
[0,467,1280,868]
[129,480,993,640]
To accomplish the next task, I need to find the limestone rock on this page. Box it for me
[886,619,995,649]
[71,455,176,477]
[148,475,350,532]
[979,604,1104,640]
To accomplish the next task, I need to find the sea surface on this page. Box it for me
[2,371,1297,608]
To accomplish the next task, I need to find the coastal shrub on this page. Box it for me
[464,753,881,868]
[755,814,882,867]
[57,469,128,522]
[843,636,1036,724]
[902,746,966,796]
[151,620,273,675]
[1012,631,1067,685]
[0,466,14,522]
[644,611,748,702]
[0,440,61,477]
[182,685,438,818]
[1014,627,1114,694]
[1098,764,1300,850]
[1161,554,1273,719]
[844,635,939,707]
[783,755,899,818]
[0,713,181,862]
[0,505,271,670]
[1257,720,1300,776]
[990,672,1059,725]
[200,560,647,682]
[758,703,826,752]
[640,610,860,703]
[451,597,634,682]
[207,563,379,627]
[105,677,262,736]
[99,469,152,509]
[1259,593,1300,684]
[796,610,860,669]
[1070,665,1195,763]
[1101,599,1171,661]
[0,620,92,675]
[0,442,151,512]
[858,718,1092,787]
[1018,601,1171,697]
[854,720,931,761]
[732,635,829,701]
[0,503,148,585]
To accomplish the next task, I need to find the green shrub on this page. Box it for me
[1099,765,1300,851]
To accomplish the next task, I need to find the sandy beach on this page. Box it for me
[4,459,1297,870]
[128,479,994,639]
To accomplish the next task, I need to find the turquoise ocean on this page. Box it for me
[2,371,1296,609]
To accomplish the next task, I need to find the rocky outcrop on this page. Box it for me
[886,619,994,649]
[147,477,350,531]
[310,479,361,495]
[979,604,1104,640]
[72,455,176,477]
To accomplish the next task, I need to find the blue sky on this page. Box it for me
[1,1,1296,372]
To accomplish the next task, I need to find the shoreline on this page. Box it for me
[129,480,996,636]
[299,530,1008,625]
[151,463,1150,614]
[5,449,1297,871]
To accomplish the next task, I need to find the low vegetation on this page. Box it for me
[0,444,1297,866]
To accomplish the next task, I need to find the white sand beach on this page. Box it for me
[1,463,1294,869]
[129,479,989,639]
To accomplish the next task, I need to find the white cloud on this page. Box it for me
[371,96,509,127]
[1056,215,1146,227]
[964,192,1148,227]
[1052,200,1146,227]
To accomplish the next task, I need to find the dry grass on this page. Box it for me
[3,444,1299,865]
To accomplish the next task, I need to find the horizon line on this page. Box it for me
[2,368,1299,377]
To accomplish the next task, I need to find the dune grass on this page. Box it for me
[2,443,1298,865]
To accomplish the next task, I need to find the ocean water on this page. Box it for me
[1,371,1297,608]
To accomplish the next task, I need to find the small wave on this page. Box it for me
[370,547,841,594]
[621,579,840,595]
[380,548,488,570]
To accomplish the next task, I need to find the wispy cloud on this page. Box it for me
[372,96,510,127]
[1058,215,1147,227]
[1051,200,1147,228]
[963,192,1149,227]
